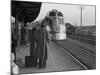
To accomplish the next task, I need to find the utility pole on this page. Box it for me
[80,5,85,33]
[80,5,83,32]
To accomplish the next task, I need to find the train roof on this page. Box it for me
[47,9,63,17]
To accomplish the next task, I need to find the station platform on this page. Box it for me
[16,41,84,74]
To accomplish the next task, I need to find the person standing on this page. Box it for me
[36,24,49,69]
[29,27,38,67]
[11,30,17,63]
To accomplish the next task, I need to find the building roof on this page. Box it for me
[11,1,42,22]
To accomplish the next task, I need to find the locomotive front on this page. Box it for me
[46,9,66,40]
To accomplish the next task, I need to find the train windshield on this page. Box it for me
[52,17,57,25]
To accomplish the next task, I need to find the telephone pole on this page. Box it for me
[80,5,83,32]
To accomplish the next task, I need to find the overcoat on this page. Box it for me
[30,28,37,58]
[36,27,49,60]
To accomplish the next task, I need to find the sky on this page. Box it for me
[35,2,96,26]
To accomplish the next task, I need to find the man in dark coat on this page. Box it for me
[35,24,49,68]
[30,27,38,67]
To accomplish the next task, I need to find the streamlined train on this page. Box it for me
[45,9,66,40]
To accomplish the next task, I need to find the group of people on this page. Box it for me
[29,21,50,69]
[11,20,50,75]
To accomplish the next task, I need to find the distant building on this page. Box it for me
[65,23,75,35]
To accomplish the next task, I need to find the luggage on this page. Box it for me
[25,56,37,67]
[25,56,33,67]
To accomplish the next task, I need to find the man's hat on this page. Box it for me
[31,21,41,28]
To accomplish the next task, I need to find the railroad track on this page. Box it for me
[67,35,96,45]
[78,45,96,56]
[67,39,96,56]
[80,38,96,45]
[54,41,89,70]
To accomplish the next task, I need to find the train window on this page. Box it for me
[58,18,64,25]
[62,18,64,24]
[49,11,56,16]
[58,18,62,24]
[53,17,57,25]
[58,12,63,17]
